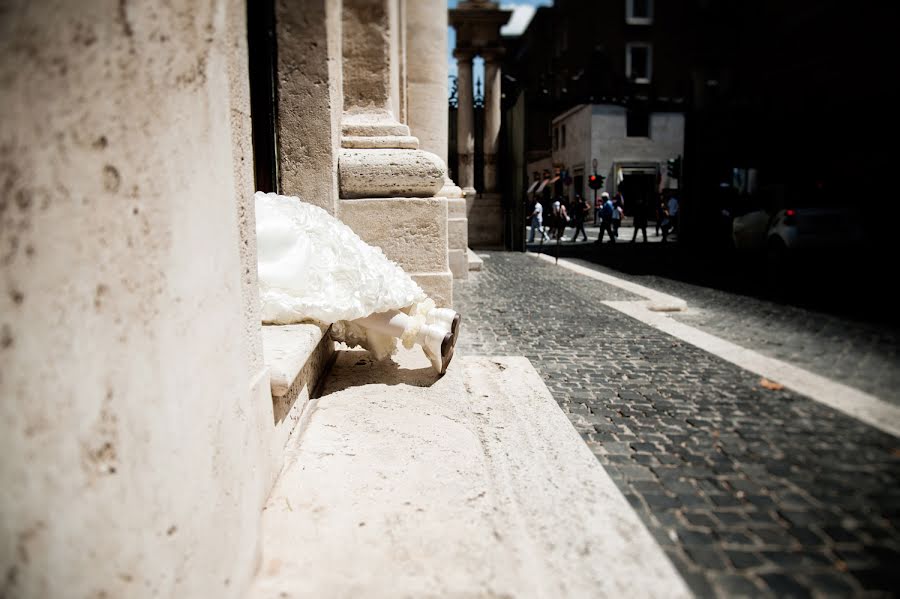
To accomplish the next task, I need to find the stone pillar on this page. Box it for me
[0,1,274,596]
[482,49,503,193]
[276,0,343,214]
[454,49,476,197]
[339,0,453,306]
[407,0,468,280]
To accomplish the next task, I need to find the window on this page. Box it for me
[626,0,653,25]
[626,43,652,84]
[562,125,566,148]
[626,108,649,137]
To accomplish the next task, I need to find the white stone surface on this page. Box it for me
[261,324,329,398]
[339,197,449,273]
[0,2,275,597]
[406,0,451,164]
[248,350,689,598]
[449,249,469,279]
[338,149,445,198]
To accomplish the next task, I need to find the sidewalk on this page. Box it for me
[455,251,900,597]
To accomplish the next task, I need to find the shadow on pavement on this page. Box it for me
[527,239,899,327]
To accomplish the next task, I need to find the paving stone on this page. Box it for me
[725,550,766,570]
[759,573,812,598]
[455,251,900,598]
[713,573,764,597]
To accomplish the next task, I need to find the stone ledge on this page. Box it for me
[248,351,689,598]
[261,323,335,425]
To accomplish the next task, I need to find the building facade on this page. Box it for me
[550,104,684,210]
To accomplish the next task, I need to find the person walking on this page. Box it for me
[631,195,649,242]
[528,197,547,243]
[594,192,616,243]
[655,195,666,236]
[662,194,679,242]
[611,192,623,239]
[570,193,590,242]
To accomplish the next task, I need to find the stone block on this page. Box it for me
[448,217,468,251]
[411,272,453,308]
[339,197,449,274]
[447,196,468,218]
[449,249,468,280]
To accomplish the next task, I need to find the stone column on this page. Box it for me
[276,0,343,215]
[454,49,476,197]
[407,0,468,280]
[0,1,274,596]
[482,49,502,193]
[339,0,453,306]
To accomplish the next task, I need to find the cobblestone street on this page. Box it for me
[455,251,900,597]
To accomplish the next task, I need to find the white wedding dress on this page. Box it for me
[255,191,432,359]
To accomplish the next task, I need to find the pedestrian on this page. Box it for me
[611,192,623,239]
[594,192,616,243]
[631,195,649,242]
[614,191,625,214]
[655,195,666,236]
[570,193,590,242]
[662,194,679,242]
[527,196,547,243]
[557,200,570,240]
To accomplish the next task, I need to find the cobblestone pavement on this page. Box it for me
[455,251,900,598]
[557,256,900,406]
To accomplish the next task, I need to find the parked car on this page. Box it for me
[731,184,865,258]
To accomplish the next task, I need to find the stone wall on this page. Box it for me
[0,2,274,597]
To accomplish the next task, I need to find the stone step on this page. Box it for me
[247,348,689,598]
[261,323,334,452]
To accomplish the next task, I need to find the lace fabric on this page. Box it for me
[254,192,429,358]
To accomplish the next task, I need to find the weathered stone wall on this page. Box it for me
[0,1,273,597]
[276,0,343,214]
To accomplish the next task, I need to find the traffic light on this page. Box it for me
[667,156,682,180]
[589,173,605,190]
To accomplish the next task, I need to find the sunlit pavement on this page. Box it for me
[455,251,900,597]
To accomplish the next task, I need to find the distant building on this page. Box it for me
[500,0,692,245]
[550,103,684,210]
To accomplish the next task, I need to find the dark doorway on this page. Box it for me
[619,173,656,218]
[247,0,279,193]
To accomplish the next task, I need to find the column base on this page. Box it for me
[467,192,504,249]
[411,271,454,308]
[339,197,453,306]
